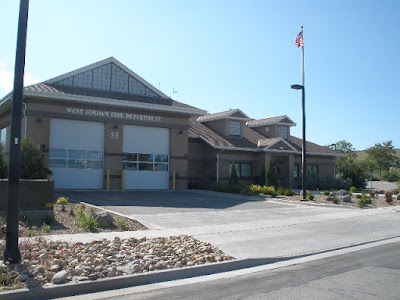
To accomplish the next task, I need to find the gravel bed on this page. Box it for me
[0,235,234,291]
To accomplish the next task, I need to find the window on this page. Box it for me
[308,164,318,175]
[1,127,7,146]
[49,148,103,169]
[229,162,252,178]
[294,164,300,178]
[229,121,241,136]
[278,126,288,140]
[123,152,169,172]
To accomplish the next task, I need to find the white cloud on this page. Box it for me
[0,56,40,98]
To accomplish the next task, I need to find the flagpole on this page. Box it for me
[301,27,307,200]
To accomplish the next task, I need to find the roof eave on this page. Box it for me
[23,90,206,115]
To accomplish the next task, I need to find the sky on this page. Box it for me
[1,0,399,150]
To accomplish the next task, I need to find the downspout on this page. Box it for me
[216,149,225,183]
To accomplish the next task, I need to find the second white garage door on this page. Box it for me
[123,125,170,189]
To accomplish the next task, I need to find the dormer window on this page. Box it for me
[229,121,241,136]
[279,126,288,140]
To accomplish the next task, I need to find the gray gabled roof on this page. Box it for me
[45,57,169,99]
[246,115,296,127]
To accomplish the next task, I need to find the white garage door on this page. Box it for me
[123,125,170,189]
[49,119,105,189]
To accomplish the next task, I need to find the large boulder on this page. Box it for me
[93,211,114,228]
[337,189,349,196]
[51,270,69,284]
[341,195,352,203]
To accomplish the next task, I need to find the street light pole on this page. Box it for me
[301,86,306,200]
[291,84,306,200]
[4,0,30,264]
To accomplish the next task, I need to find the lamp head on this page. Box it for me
[291,84,303,90]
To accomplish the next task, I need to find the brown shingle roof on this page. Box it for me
[288,136,337,155]
[197,109,251,122]
[189,117,275,149]
[246,115,296,127]
[190,116,338,155]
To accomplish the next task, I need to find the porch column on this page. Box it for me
[288,154,294,188]
[264,153,271,171]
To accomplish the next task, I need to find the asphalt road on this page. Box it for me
[82,241,400,300]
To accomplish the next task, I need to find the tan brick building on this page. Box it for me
[0,58,337,190]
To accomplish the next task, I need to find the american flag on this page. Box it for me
[295,29,303,48]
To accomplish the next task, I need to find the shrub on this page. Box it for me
[358,193,372,208]
[118,220,129,231]
[306,192,314,200]
[284,188,296,196]
[77,209,97,232]
[249,184,277,197]
[356,194,362,199]
[20,137,52,179]
[383,171,400,182]
[324,191,330,195]
[240,185,255,196]
[332,196,339,204]
[385,191,393,203]
[277,186,285,195]
[260,165,267,186]
[349,186,357,194]
[56,196,68,212]
[266,161,279,188]
[41,223,51,233]
[212,183,242,194]
[229,164,239,185]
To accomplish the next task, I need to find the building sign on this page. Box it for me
[66,107,161,122]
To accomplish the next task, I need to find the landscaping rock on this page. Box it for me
[51,270,69,284]
[93,211,114,227]
[397,194,400,200]
[341,195,352,203]
[337,189,349,196]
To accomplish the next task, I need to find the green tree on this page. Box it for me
[20,137,51,179]
[0,143,8,178]
[266,160,278,188]
[366,140,397,179]
[331,140,367,189]
[331,140,355,178]
[229,163,239,185]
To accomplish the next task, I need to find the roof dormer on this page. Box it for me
[197,109,251,138]
[246,115,296,140]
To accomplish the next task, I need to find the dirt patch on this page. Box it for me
[1,202,147,238]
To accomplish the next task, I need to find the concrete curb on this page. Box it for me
[3,234,400,300]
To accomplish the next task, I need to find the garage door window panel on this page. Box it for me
[49,148,67,168]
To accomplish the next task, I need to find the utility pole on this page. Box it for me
[4,0,30,264]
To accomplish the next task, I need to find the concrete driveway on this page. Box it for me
[59,190,400,260]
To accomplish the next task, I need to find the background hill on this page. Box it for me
[355,149,400,161]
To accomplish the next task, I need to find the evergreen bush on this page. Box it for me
[20,137,51,179]
[266,161,278,188]
[229,163,239,185]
